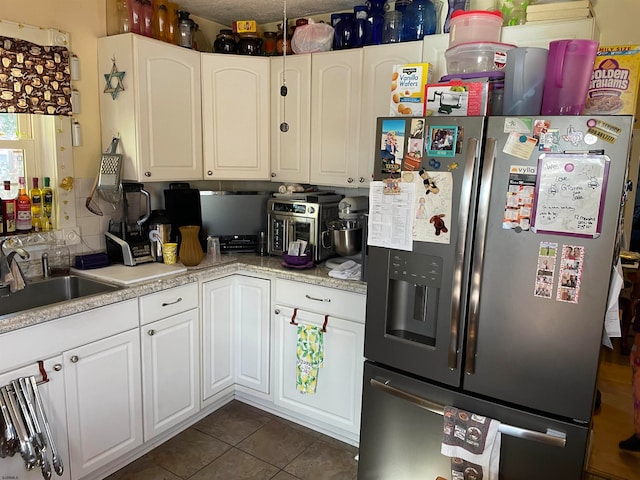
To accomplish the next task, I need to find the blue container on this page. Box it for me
[402,0,437,42]
[365,0,387,46]
[354,5,369,47]
[334,13,356,50]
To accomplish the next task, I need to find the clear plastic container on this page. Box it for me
[445,41,516,74]
[448,10,503,47]
[47,242,70,277]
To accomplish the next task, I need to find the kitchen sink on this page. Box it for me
[0,275,123,317]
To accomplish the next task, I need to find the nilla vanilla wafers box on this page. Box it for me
[390,63,434,117]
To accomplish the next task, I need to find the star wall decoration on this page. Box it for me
[104,58,125,100]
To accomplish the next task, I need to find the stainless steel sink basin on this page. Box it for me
[0,275,123,317]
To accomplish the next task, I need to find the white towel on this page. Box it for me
[441,406,501,480]
[328,260,361,280]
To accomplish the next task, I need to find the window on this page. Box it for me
[0,113,36,197]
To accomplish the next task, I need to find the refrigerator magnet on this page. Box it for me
[538,129,561,152]
[534,241,557,300]
[502,132,537,160]
[502,165,537,231]
[379,118,407,175]
[556,245,585,304]
[561,125,585,146]
[504,117,534,134]
[531,154,609,238]
[404,137,423,171]
[586,118,622,144]
[426,126,457,157]
[406,170,453,245]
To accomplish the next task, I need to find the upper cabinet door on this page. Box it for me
[202,55,271,180]
[359,43,423,187]
[270,54,312,184]
[310,49,363,187]
[97,34,202,182]
[135,36,203,180]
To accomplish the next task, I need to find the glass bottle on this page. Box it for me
[178,225,203,266]
[15,176,31,233]
[383,10,403,44]
[154,0,170,41]
[402,0,437,42]
[365,0,388,46]
[30,177,42,232]
[167,1,179,44]
[129,0,143,34]
[444,0,468,33]
[2,181,16,235]
[41,177,53,231]
[334,13,356,50]
[177,10,194,48]
[214,29,239,53]
[354,5,369,48]
[263,32,277,55]
[140,0,154,37]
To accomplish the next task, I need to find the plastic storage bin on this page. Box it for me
[445,41,516,74]
[448,10,503,47]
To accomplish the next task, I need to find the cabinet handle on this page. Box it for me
[148,329,155,336]
[162,297,183,307]
[274,309,280,314]
[70,356,79,363]
[144,171,151,177]
[305,294,331,303]
[271,172,276,178]
[53,364,62,371]
[207,170,213,176]
[347,177,354,183]
[359,177,365,183]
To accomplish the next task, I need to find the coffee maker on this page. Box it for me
[105,182,155,266]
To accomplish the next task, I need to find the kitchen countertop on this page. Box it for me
[0,254,367,335]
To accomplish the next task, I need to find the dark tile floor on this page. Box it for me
[106,400,359,480]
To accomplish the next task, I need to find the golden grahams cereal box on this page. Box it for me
[390,63,434,117]
[584,45,640,115]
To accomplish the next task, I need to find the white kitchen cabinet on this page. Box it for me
[202,54,271,180]
[201,276,235,402]
[310,48,364,187]
[97,33,203,181]
[270,54,312,184]
[64,328,143,479]
[273,305,364,442]
[234,275,270,395]
[359,42,424,187]
[0,357,70,480]
[140,282,199,441]
[422,17,598,82]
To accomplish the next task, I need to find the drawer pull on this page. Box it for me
[305,294,331,303]
[70,356,79,363]
[162,297,183,307]
[148,329,155,336]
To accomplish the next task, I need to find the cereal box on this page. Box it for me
[584,45,640,115]
[390,63,433,117]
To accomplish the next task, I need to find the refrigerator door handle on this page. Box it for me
[449,137,479,370]
[370,377,567,448]
[465,137,498,375]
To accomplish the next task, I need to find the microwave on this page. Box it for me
[267,198,339,262]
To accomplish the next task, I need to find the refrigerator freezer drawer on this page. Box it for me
[358,361,588,480]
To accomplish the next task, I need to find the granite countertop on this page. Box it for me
[0,254,367,335]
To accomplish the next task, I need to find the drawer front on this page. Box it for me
[274,279,365,323]
[139,282,198,325]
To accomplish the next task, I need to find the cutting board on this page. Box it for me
[71,262,187,286]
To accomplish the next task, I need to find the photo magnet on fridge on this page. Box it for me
[426,126,457,158]
[377,118,408,175]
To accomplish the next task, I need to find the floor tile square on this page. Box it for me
[194,400,275,445]
[147,427,231,478]
[105,455,181,480]
[189,447,280,480]
[237,418,319,469]
[284,438,358,480]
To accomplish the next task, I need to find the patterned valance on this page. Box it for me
[0,36,72,115]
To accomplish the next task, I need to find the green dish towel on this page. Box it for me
[296,324,324,394]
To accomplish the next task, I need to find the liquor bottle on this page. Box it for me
[15,176,32,233]
[41,177,53,231]
[30,177,42,232]
[2,181,16,235]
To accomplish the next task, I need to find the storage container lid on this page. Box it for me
[440,71,505,82]
[451,9,503,20]
[445,41,517,55]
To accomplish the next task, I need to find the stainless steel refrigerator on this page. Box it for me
[358,115,634,479]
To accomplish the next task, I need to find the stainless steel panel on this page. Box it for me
[358,361,589,480]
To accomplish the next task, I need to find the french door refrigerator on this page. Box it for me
[358,115,633,479]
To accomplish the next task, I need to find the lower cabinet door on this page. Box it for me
[273,305,364,438]
[64,328,143,479]
[0,357,70,480]
[141,308,200,441]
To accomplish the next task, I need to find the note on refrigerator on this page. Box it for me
[368,180,415,251]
